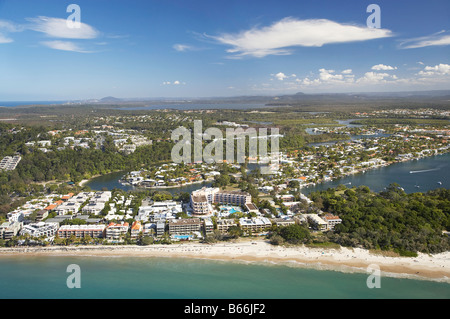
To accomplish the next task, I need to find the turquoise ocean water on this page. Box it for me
[0,255,449,299]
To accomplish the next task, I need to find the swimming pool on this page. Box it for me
[220,206,242,214]
[172,235,193,240]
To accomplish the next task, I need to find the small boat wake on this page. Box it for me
[409,168,440,174]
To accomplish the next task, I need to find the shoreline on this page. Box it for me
[301,151,449,191]
[1,240,449,283]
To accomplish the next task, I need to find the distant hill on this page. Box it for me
[99,96,123,103]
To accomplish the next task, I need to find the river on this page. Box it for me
[85,171,211,195]
[301,153,449,195]
[85,153,449,196]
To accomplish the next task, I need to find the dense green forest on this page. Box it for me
[308,184,450,255]
[0,122,175,215]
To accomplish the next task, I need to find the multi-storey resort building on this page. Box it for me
[190,187,252,216]
[168,218,202,235]
[105,222,129,241]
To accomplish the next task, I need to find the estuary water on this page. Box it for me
[0,255,449,299]
[86,153,450,195]
[85,171,211,195]
[301,153,450,195]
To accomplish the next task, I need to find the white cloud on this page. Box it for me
[0,20,23,43]
[371,64,397,71]
[40,40,92,53]
[260,62,450,93]
[163,80,185,85]
[210,17,393,58]
[319,69,344,82]
[27,16,99,39]
[0,20,22,32]
[418,63,450,76]
[301,77,320,86]
[399,31,450,49]
[274,72,288,81]
[0,34,13,43]
[357,71,397,84]
[173,44,194,52]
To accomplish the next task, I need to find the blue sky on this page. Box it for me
[0,0,449,100]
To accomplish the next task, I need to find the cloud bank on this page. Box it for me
[210,17,393,58]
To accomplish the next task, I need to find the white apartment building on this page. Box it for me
[190,194,212,216]
[0,221,22,240]
[216,219,237,234]
[190,187,252,216]
[7,211,24,223]
[89,191,112,204]
[55,201,81,215]
[322,214,342,230]
[168,218,202,235]
[20,222,59,238]
[239,217,272,233]
[305,214,328,231]
[57,224,106,239]
[0,155,21,171]
[137,201,182,222]
[82,202,107,215]
[105,222,129,241]
[272,218,295,227]
[203,218,214,234]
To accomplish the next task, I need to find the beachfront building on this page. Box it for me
[57,224,106,239]
[156,221,165,237]
[216,219,237,234]
[0,221,22,240]
[190,187,252,216]
[20,222,59,238]
[105,222,129,242]
[272,217,295,227]
[322,214,342,231]
[305,214,328,231]
[203,218,214,235]
[238,217,272,234]
[168,218,202,235]
[130,221,143,239]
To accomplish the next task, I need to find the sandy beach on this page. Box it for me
[1,240,449,283]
